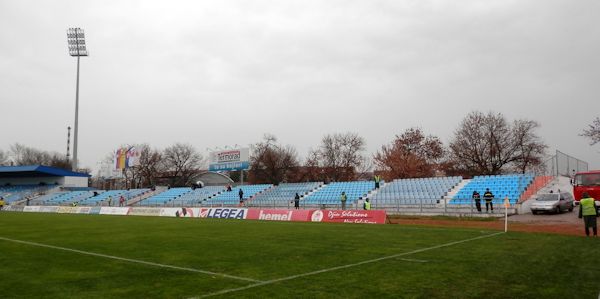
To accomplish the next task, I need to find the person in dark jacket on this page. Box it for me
[472,191,482,212]
[294,193,300,209]
[238,189,244,204]
[483,188,494,213]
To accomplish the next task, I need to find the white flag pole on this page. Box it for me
[504,196,509,233]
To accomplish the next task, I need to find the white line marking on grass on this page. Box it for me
[193,231,504,298]
[0,236,261,283]
[399,258,428,263]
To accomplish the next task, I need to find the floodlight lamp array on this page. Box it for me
[67,28,88,56]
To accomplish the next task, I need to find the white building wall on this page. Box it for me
[62,176,89,187]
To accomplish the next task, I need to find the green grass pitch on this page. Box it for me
[0,212,598,298]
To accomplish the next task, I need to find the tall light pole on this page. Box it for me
[67,28,88,170]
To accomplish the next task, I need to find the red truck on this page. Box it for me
[573,170,600,212]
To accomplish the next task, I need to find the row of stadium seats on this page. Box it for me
[369,177,461,206]
[452,174,534,204]
[302,181,376,205]
[16,173,544,208]
[0,184,54,203]
[169,186,226,206]
[203,184,272,205]
[142,187,192,206]
[249,182,323,206]
[31,188,152,206]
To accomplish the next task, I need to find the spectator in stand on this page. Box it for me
[238,189,244,204]
[119,195,125,207]
[227,185,232,192]
[578,192,598,237]
[483,188,494,213]
[0,196,5,210]
[472,191,482,213]
[107,196,113,207]
[340,192,347,210]
[294,193,300,210]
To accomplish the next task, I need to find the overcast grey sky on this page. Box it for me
[1,0,599,173]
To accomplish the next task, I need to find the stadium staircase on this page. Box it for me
[441,179,470,206]
[518,176,554,203]
[127,187,168,206]
[516,176,561,214]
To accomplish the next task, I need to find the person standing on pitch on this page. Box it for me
[472,191,482,213]
[483,188,494,213]
[294,193,300,210]
[578,192,598,237]
[374,174,381,189]
[340,192,347,210]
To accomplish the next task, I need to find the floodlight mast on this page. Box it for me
[67,28,88,170]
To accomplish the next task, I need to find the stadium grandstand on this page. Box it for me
[1,165,558,216]
[0,165,90,204]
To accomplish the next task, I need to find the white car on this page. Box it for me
[530,192,574,215]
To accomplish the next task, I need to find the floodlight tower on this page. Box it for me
[67,28,88,170]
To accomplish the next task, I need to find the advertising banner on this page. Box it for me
[3,205,24,212]
[130,207,162,217]
[310,210,387,224]
[100,207,131,215]
[76,207,91,214]
[89,207,101,214]
[198,207,248,219]
[23,206,41,212]
[57,206,78,214]
[208,148,250,171]
[39,206,58,213]
[159,207,199,217]
[246,209,313,222]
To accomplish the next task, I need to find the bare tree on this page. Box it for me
[449,111,546,175]
[582,117,600,145]
[512,119,547,174]
[374,128,444,180]
[309,132,367,182]
[162,143,204,186]
[248,134,300,184]
[136,144,163,187]
[9,143,71,170]
[0,150,9,166]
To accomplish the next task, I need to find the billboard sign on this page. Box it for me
[208,148,250,171]
[115,146,140,170]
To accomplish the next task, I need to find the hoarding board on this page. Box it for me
[208,148,250,171]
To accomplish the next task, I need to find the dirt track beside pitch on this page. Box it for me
[389,211,587,236]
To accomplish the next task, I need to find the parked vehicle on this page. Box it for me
[572,170,600,213]
[530,192,574,215]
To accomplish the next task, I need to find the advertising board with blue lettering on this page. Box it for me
[198,208,247,219]
[208,148,250,171]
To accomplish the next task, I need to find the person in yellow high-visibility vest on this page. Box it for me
[363,198,371,210]
[0,196,5,210]
[374,175,381,189]
[340,192,347,210]
[578,192,598,237]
